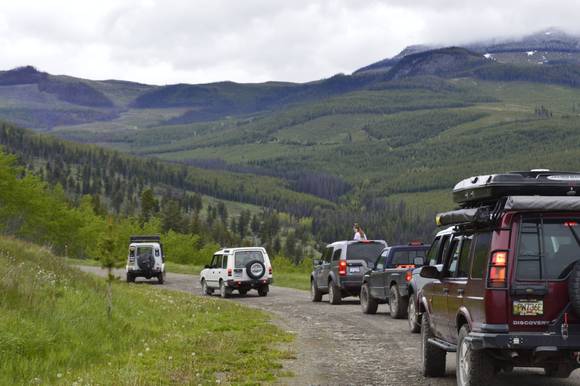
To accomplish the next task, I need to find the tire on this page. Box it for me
[201,279,213,296]
[311,279,322,302]
[157,271,165,284]
[239,289,249,296]
[457,324,496,386]
[245,260,266,280]
[360,282,378,314]
[421,312,446,377]
[408,293,421,333]
[220,280,231,298]
[569,262,580,316]
[389,285,408,319]
[328,279,341,305]
[544,364,573,378]
[126,273,134,283]
[258,285,269,297]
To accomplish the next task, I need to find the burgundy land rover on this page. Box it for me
[419,171,580,385]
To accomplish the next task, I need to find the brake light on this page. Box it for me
[405,271,412,282]
[488,251,508,288]
[268,266,272,275]
[339,260,347,276]
[227,268,232,277]
[565,221,578,227]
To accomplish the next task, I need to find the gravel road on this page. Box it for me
[77,266,580,385]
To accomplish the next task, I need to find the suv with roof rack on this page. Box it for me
[311,240,387,305]
[200,247,272,298]
[419,171,580,385]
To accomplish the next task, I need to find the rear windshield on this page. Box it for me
[136,246,153,258]
[347,242,385,263]
[234,250,265,267]
[517,217,580,280]
[390,248,428,267]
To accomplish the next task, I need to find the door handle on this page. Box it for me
[458,288,465,295]
[443,287,449,294]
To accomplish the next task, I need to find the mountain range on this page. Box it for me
[3,27,580,223]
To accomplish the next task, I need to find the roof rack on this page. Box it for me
[130,235,161,243]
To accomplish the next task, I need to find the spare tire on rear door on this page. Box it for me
[568,262,580,316]
[138,254,154,271]
[246,260,266,280]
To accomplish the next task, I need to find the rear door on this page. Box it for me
[510,215,580,332]
[317,247,333,289]
[369,249,389,299]
[445,235,473,344]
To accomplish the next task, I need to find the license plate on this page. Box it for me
[513,300,543,316]
[234,271,242,278]
[349,267,360,273]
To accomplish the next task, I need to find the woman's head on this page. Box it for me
[353,223,363,233]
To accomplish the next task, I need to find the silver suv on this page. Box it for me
[200,247,273,297]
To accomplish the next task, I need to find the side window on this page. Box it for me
[332,249,342,262]
[222,255,228,269]
[426,237,441,266]
[471,232,492,279]
[322,247,333,263]
[444,237,462,277]
[210,255,219,268]
[391,251,410,267]
[456,236,473,278]
[376,249,389,270]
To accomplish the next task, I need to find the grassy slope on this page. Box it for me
[1,238,293,385]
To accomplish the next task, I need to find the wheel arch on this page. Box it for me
[455,306,472,332]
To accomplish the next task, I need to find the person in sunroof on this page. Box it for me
[353,223,367,241]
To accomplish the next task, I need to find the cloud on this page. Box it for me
[0,0,578,84]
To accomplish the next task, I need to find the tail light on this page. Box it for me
[488,251,508,288]
[339,260,347,276]
[405,271,412,282]
[227,268,232,277]
[268,266,272,275]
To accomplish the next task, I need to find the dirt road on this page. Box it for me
[77,267,580,385]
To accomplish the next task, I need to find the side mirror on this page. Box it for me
[420,266,440,279]
[367,262,375,270]
[204,264,210,269]
[313,259,322,266]
[414,257,425,267]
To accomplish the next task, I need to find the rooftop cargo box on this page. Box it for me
[453,171,580,206]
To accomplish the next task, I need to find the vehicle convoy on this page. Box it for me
[126,235,166,284]
[200,247,272,297]
[360,242,429,320]
[419,171,580,385]
[311,240,387,304]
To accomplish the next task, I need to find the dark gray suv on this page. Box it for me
[311,240,387,305]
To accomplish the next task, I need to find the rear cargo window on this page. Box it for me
[389,249,428,267]
[517,217,580,280]
[471,232,492,279]
[346,242,385,263]
[234,251,264,267]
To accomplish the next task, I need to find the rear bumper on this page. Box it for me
[467,331,580,351]
[226,278,272,289]
[127,268,162,277]
[338,278,362,294]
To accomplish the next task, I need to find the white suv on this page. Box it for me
[126,235,166,284]
[200,247,273,297]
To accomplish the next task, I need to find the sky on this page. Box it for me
[0,0,579,85]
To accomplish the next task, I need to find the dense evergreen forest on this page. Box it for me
[0,121,437,266]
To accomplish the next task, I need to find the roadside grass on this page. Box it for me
[3,237,294,385]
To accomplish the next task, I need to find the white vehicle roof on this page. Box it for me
[214,247,268,255]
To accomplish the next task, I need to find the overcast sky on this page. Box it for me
[0,0,579,85]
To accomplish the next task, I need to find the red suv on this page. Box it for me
[419,171,580,385]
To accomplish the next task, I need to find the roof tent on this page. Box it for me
[130,235,161,243]
[453,171,580,207]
